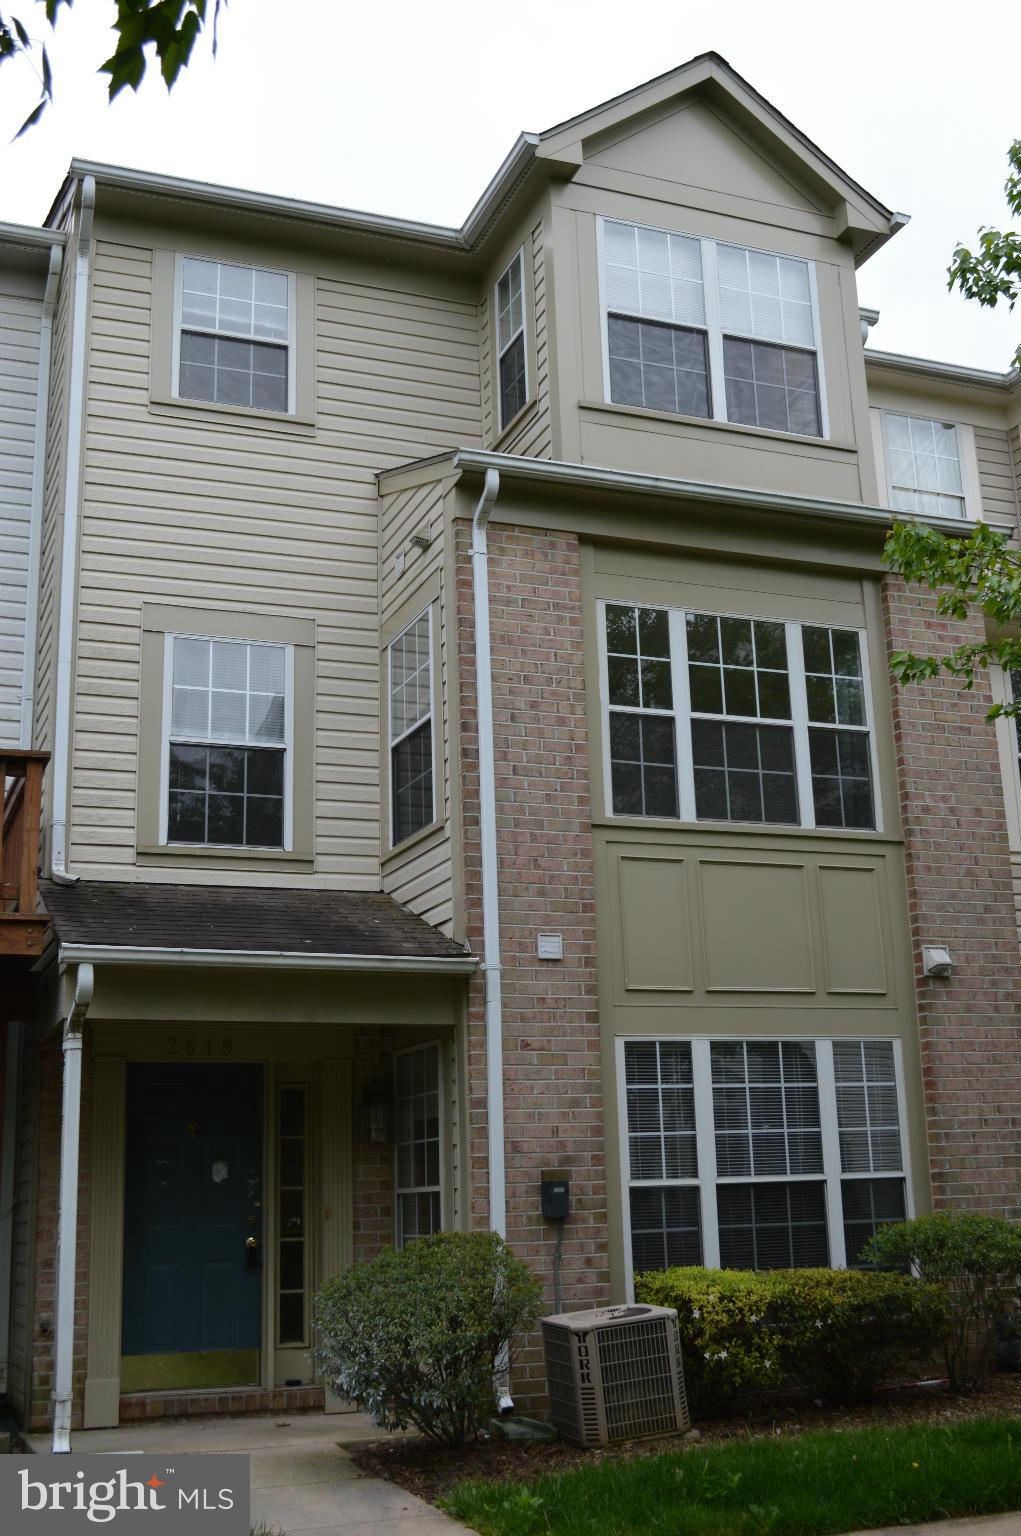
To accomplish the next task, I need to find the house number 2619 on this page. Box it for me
[167,1036,234,1057]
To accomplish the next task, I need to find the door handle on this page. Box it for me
[245,1236,257,1249]
[245,1235,259,1270]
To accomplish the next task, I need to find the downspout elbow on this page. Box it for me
[471,466,501,553]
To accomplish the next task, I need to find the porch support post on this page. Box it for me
[51,963,93,1453]
[0,1020,23,1396]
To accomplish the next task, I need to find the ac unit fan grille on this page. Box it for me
[597,1317,682,1440]
[542,1323,599,1444]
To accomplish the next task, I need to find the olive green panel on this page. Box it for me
[818,864,887,993]
[618,856,692,991]
[120,1349,259,1393]
[699,859,815,992]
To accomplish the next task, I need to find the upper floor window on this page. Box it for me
[389,609,434,846]
[601,603,876,831]
[882,413,965,519]
[496,250,528,430]
[600,219,825,438]
[164,634,291,849]
[620,1035,909,1277]
[176,256,292,413]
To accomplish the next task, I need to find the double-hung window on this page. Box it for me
[601,218,824,437]
[620,1036,910,1280]
[176,255,292,413]
[496,250,528,430]
[601,602,877,831]
[882,413,966,519]
[389,609,435,846]
[164,634,291,849]
[394,1044,443,1246]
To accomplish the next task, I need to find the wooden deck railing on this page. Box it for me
[1,750,49,956]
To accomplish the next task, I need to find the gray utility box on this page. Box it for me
[541,1303,690,1446]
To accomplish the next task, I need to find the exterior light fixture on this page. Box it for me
[357,1080,395,1144]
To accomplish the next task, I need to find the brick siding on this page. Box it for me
[883,576,1021,1217]
[455,521,610,1407]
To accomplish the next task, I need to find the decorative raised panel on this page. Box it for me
[699,858,815,993]
[619,856,693,991]
[818,864,888,994]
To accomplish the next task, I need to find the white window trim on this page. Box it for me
[170,253,298,415]
[158,630,295,852]
[387,604,436,850]
[991,665,1021,850]
[872,408,982,522]
[495,247,528,433]
[598,216,829,440]
[393,1039,446,1248]
[616,1033,915,1299]
[598,599,884,834]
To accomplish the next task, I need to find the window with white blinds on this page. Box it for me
[600,218,825,438]
[882,413,966,519]
[496,250,528,431]
[389,608,435,846]
[619,1037,910,1278]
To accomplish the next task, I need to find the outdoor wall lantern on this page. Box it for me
[358,1080,396,1144]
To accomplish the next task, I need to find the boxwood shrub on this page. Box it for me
[312,1231,542,1447]
[636,1266,946,1412]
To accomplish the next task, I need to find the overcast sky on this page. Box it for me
[1,0,1017,371]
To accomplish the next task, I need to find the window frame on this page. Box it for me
[393,1039,446,1248]
[596,599,883,833]
[615,1033,915,1296]
[494,246,529,434]
[158,629,296,852]
[872,408,983,522]
[596,216,830,440]
[171,252,298,416]
[387,603,437,850]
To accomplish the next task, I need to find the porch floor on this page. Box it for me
[27,1413,471,1535]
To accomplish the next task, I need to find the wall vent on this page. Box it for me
[540,1304,689,1446]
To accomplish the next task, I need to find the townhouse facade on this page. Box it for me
[1,53,1020,1442]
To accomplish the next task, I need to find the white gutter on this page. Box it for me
[56,943,477,973]
[0,1020,23,1396]
[51,962,93,1452]
[50,175,95,884]
[469,468,515,1414]
[20,242,63,747]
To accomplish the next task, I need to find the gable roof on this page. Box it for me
[49,54,904,268]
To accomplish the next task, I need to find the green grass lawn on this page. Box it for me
[442,1417,1021,1536]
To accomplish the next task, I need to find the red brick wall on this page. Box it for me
[28,1027,93,1429]
[351,1029,395,1263]
[455,521,610,1405]
[883,577,1021,1218]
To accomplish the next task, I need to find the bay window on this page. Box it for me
[619,1036,911,1281]
[601,218,825,437]
[601,602,878,831]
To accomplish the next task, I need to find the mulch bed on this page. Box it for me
[347,1371,1021,1506]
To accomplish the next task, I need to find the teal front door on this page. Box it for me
[121,1062,263,1392]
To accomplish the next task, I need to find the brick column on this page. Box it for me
[883,576,1021,1218]
[455,522,610,1406]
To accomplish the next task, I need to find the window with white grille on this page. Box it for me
[496,250,528,430]
[600,603,878,830]
[883,413,965,519]
[601,219,824,437]
[175,256,293,413]
[389,609,435,846]
[395,1044,443,1246]
[163,634,291,849]
[620,1037,910,1277]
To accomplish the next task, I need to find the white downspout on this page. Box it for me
[51,962,93,1452]
[20,243,63,748]
[470,468,515,1413]
[50,175,95,884]
[0,1020,23,1396]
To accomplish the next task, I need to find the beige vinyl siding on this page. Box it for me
[379,475,455,932]
[0,292,42,744]
[975,425,1018,526]
[1010,422,1021,519]
[69,237,481,885]
[498,222,553,459]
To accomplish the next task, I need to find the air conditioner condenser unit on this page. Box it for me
[541,1303,690,1446]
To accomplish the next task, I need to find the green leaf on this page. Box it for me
[14,97,47,137]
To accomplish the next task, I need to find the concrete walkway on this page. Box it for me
[26,1413,473,1535]
[846,1520,1019,1536]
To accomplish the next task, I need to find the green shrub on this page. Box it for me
[864,1210,1021,1392]
[635,1267,782,1412]
[635,1266,946,1411]
[312,1231,542,1447]
[763,1268,947,1404]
